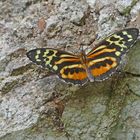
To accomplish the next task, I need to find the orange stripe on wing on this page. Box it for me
[55,58,80,65]
[60,70,87,80]
[88,48,116,59]
[88,57,116,66]
[91,61,117,76]
[88,45,107,55]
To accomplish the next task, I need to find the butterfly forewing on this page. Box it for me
[26,48,88,85]
[87,28,139,81]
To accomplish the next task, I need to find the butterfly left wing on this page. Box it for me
[26,48,88,85]
[87,28,139,81]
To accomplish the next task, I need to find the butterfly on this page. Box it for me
[26,28,139,85]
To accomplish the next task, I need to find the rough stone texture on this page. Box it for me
[0,0,140,140]
[131,0,140,17]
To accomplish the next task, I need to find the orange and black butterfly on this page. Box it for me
[26,28,139,85]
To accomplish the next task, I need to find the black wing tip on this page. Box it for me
[123,28,139,40]
[26,49,40,62]
[26,48,41,58]
[126,28,139,35]
[125,27,139,30]
[26,49,34,60]
[26,48,53,59]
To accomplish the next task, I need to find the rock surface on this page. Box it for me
[0,0,140,140]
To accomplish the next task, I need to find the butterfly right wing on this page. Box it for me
[87,28,139,81]
[26,48,88,85]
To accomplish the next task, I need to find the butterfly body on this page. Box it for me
[78,50,95,82]
[27,28,139,85]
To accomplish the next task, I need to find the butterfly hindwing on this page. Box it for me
[26,48,88,85]
[87,28,139,81]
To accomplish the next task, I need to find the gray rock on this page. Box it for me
[131,1,140,17]
[0,0,140,139]
[115,0,133,13]
[111,100,140,140]
[125,40,140,75]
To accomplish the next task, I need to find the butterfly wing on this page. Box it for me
[27,48,88,85]
[87,28,139,81]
